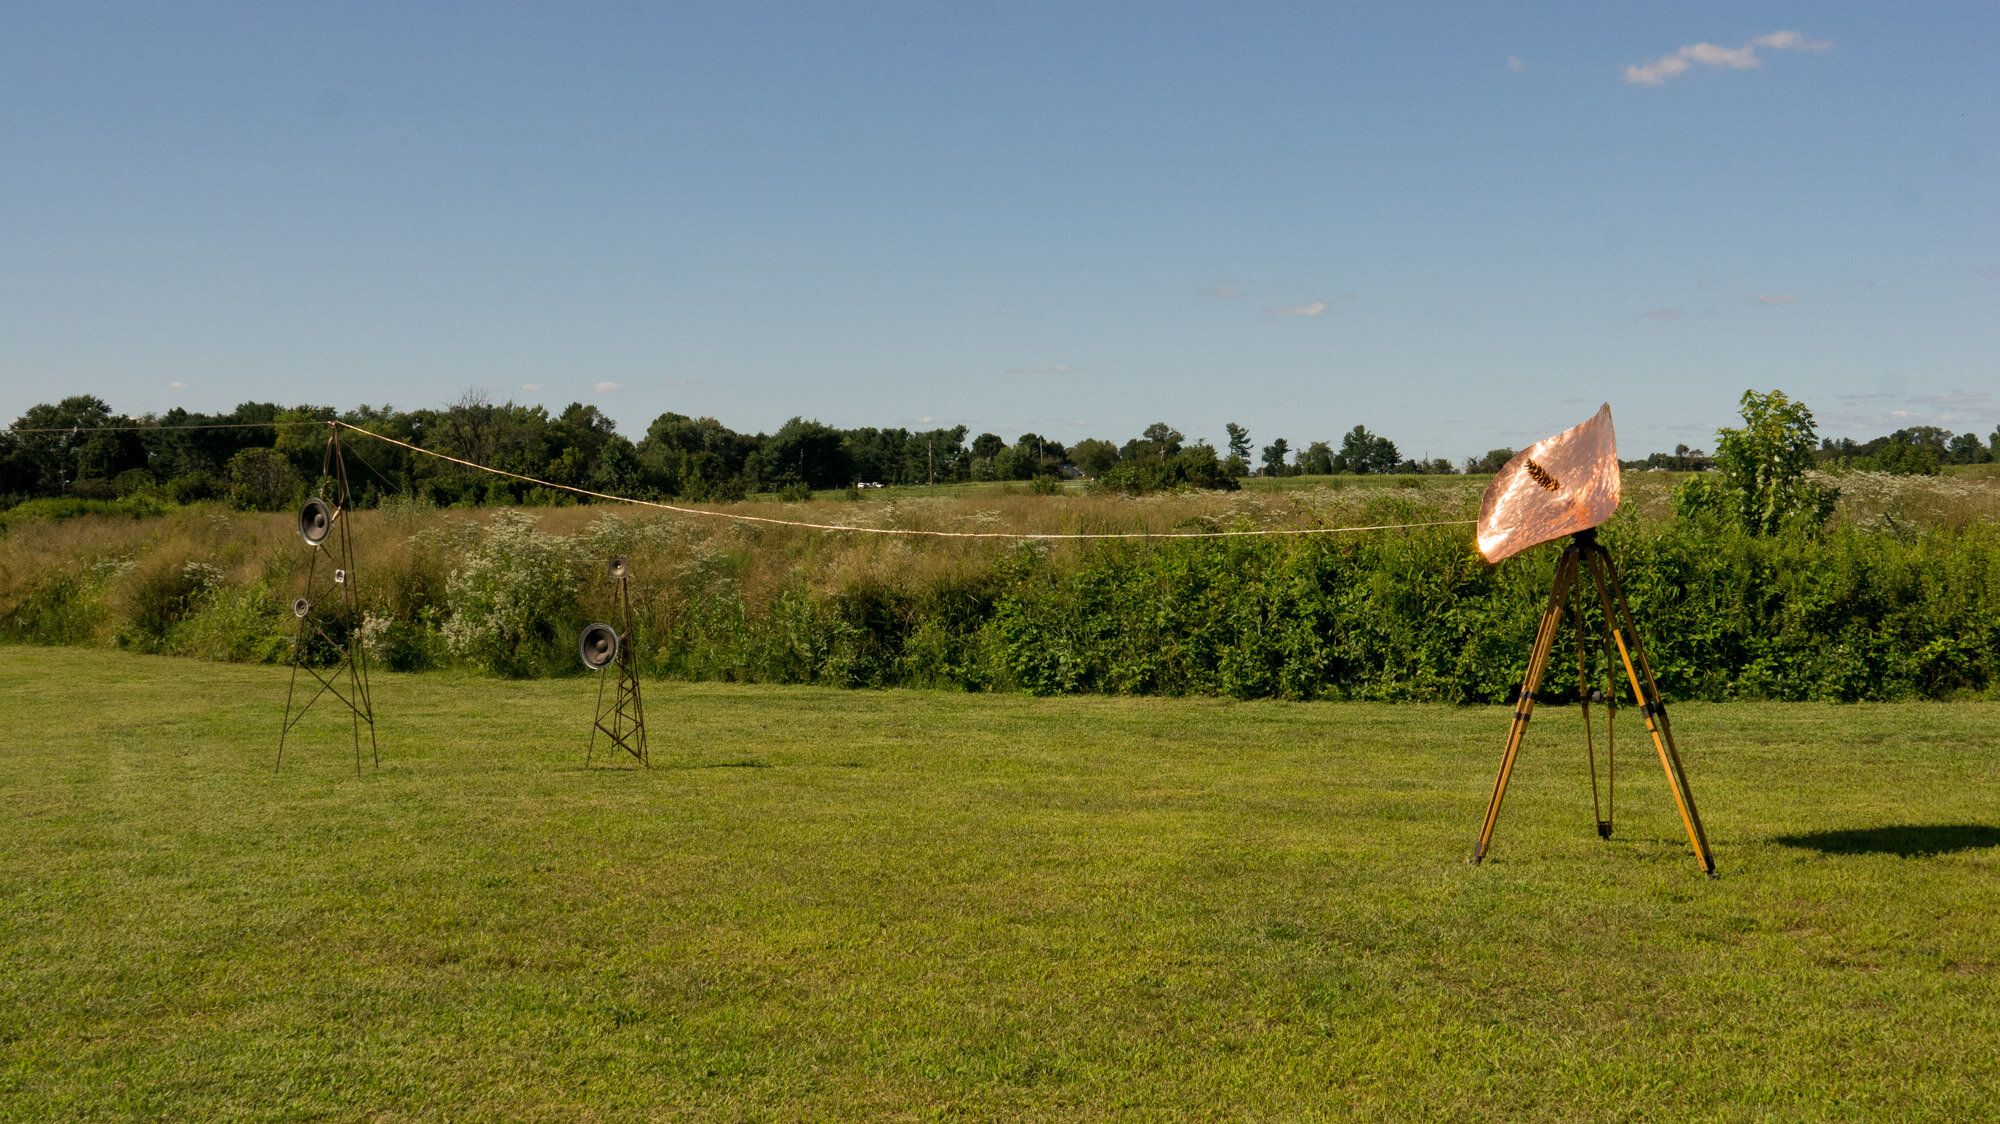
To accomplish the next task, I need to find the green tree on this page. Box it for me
[7,395,131,495]
[226,447,303,512]
[1095,443,1238,495]
[996,433,1067,480]
[1070,438,1119,478]
[637,412,754,497]
[753,417,852,490]
[1224,422,1251,461]
[1259,438,1290,477]
[1855,435,1942,476]
[1678,388,1837,534]
[1132,423,1184,462]
[1335,426,1399,474]
[1945,431,1991,465]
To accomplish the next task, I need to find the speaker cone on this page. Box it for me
[579,622,620,671]
[298,497,333,546]
[292,597,311,618]
[608,556,627,580]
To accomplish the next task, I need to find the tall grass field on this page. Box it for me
[5,470,2000,701]
[2,647,1996,1120]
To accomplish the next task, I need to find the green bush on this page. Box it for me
[114,559,225,651]
[441,511,584,677]
[1093,446,1239,495]
[0,495,166,530]
[4,495,1995,703]
[166,472,222,504]
[1,571,109,644]
[226,448,303,512]
[359,609,449,672]
[169,582,292,663]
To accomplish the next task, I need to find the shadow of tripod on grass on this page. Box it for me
[1774,824,2000,858]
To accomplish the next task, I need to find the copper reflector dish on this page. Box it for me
[1475,403,1621,563]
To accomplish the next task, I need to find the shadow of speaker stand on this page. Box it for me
[1773,824,2000,858]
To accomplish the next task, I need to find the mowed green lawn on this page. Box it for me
[1,648,1996,1122]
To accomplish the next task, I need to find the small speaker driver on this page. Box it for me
[608,556,627,580]
[292,597,311,618]
[298,497,333,546]
[579,622,620,671]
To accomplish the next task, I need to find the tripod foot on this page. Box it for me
[1596,821,1613,840]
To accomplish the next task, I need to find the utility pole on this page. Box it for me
[928,439,934,486]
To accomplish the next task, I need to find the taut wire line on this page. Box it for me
[0,421,326,435]
[334,421,1476,542]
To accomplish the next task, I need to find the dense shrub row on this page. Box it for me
[3,501,1995,702]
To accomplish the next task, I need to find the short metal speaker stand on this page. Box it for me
[581,556,648,767]
[278,423,378,775]
[1472,528,1715,876]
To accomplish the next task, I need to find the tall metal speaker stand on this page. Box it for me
[278,423,378,775]
[1472,528,1714,876]
[586,558,648,767]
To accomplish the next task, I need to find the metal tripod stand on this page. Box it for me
[278,424,378,775]
[1472,528,1714,876]
[588,565,648,768]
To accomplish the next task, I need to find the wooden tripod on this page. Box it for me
[1472,528,1714,876]
[587,569,648,768]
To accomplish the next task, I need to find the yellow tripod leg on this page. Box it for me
[1574,574,1610,838]
[1474,546,1578,863]
[1587,545,1716,877]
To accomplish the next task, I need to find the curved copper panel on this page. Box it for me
[1476,403,1621,563]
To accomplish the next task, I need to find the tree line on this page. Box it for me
[0,394,1441,510]
[3,392,1993,513]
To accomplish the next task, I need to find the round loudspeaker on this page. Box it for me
[579,622,620,671]
[298,497,333,546]
[333,569,346,585]
[292,597,311,618]
[608,556,627,580]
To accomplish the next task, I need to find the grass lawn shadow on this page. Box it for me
[1773,824,2000,858]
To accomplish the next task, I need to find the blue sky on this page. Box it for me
[2,3,1994,460]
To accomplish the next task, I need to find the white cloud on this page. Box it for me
[521,383,542,391]
[1681,43,1758,69]
[1638,308,1682,320]
[1627,55,1692,85]
[1008,364,1076,375]
[1751,293,1798,305]
[1625,30,1830,86]
[1507,55,1526,72]
[168,380,187,389]
[1751,31,1830,51]
[592,381,623,392]
[1268,300,1328,318]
